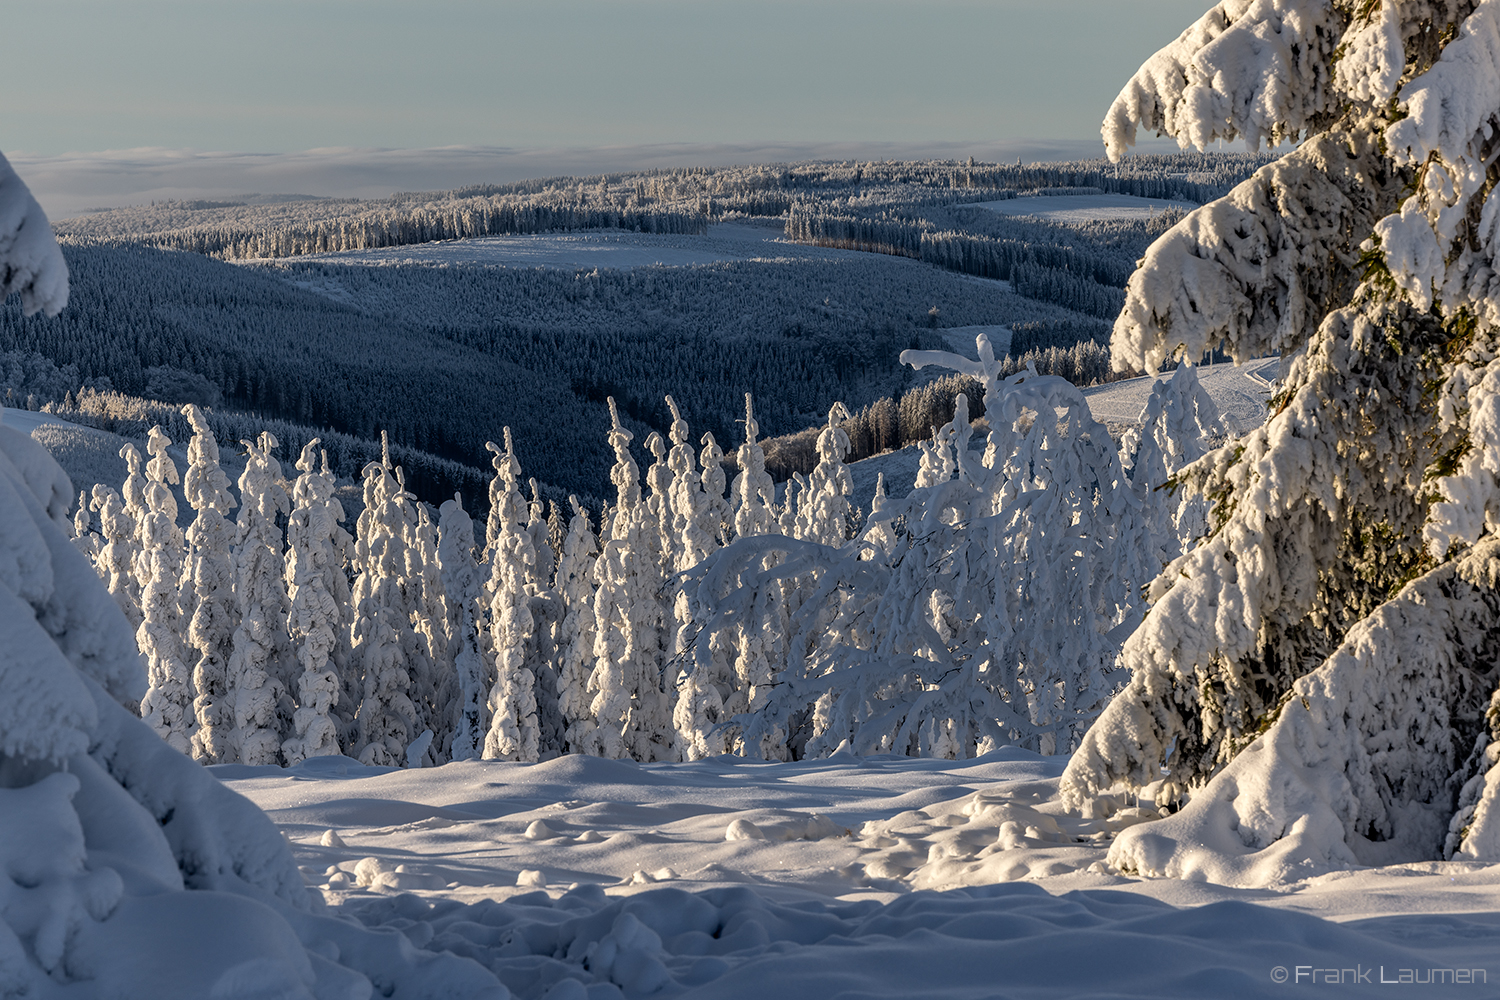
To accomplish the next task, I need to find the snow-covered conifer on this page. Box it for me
[179,405,240,764]
[282,440,352,764]
[590,399,671,759]
[698,431,732,547]
[1051,0,1500,877]
[0,150,68,317]
[89,484,142,630]
[438,494,489,761]
[135,426,194,753]
[482,430,541,762]
[556,496,601,753]
[799,402,854,546]
[350,445,420,766]
[72,490,100,560]
[227,431,291,765]
[725,394,788,757]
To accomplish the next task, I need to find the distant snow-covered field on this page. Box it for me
[279,222,898,271]
[973,192,1197,222]
[221,752,1500,999]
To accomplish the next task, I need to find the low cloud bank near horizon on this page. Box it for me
[9,139,1194,222]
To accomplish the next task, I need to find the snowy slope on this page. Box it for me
[270,222,896,271]
[972,192,1196,223]
[223,754,1500,999]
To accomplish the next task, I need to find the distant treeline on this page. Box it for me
[56,153,1278,264]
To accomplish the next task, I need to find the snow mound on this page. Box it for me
[330,880,1500,1000]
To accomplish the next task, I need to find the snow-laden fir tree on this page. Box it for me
[726,393,789,757]
[689,337,1147,760]
[282,440,352,764]
[71,490,99,560]
[405,492,450,760]
[556,496,601,754]
[698,430,733,548]
[89,482,141,631]
[438,494,490,761]
[350,447,420,766]
[798,403,854,547]
[179,404,240,764]
[525,478,566,756]
[227,431,291,765]
[1054,0,1500,882]
[1118,360,1227,565]
[135,426,195,753]
[482,431,541,762]
[590,399,671,759]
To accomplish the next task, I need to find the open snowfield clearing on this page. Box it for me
[222,753,1500,999]
[273,222,892,270]
[972,192,1197,222]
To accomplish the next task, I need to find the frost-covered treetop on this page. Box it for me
[0,151,68,317]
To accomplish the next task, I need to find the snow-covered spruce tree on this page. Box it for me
[698,430,733,548]
[405,489,451,760]
[590,399,672,760]
[798,402,854,547]
[282,440,352,764]
[438,494,490,761]
[665,396,734,760]
[722,393,795,758]
[180,404,240,764]
[1051,0,1500,882]
[226,431,291,765]
[135,426,196,753]
[71,490,100,561]
[1118,360,1227,565]
[482,430,541,762]
[688,337,1147,759]
[350,448,421,766]
[89,483,142,631]
[556,496,601,754]
[525,477,566,757]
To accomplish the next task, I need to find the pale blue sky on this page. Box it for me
[5,1,1209,153]
[3,1,1214,215]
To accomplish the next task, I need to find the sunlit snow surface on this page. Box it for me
[972,192,1197,223]
[223,752,1500,999]
[282,223,892,270]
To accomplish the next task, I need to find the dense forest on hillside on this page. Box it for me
[9,153,1277,504]
[1,242,1088,501]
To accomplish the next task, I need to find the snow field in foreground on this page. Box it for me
[223,753,1500,999]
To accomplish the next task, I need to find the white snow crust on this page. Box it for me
[220,751,1500,999]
